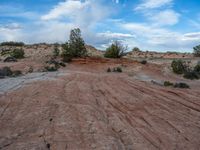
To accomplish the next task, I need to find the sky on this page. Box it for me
[0,0,200,52]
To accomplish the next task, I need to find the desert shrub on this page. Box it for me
[174,82,190,88]
[107,68,111,72]
[0,67,13,77]
[10,49,25,59]
[0,67,22,78]
[183,71,199,80]
[45,65,58,72]
[194,64,200,73]
[61,42,73,62]
[132,47,141,52]
[59,62,66,67]
[0,41,24,46]
[28,66,33,73]
[104,41,127,58]
[171,59,186,74]
[68,28,87,57]
[53,46,60,57]
[0,49,12,56]
[193,45,200,57]
[113,67,122,73]
[164,81,174,86]
[12,70,22,77]
[140,60,147,65]
[62,28,87,61]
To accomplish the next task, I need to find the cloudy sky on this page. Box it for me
[0,0,200,52]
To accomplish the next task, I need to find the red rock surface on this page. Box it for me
[0,58,200,150]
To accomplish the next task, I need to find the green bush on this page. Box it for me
[59,62,66,67]
[0,67,13,77]
[193,45,200,57]
[107,68,111,72]
[104,41,127,58]
[0,41,24,46]
[11,49,25,59]
[171,59,186,74]
[132,47,141,52]
[61,42,73,62]
[62,28,87,61]
[53,46,60,57]
[183,71,199,80]
[0,67,22,78]
[140,60,147,65]
[68,28,87,57]
[194,64,200,73]
[164,81,174,86]
[113,67,122,73]
[45,65,58,72]
[174,83,190,88]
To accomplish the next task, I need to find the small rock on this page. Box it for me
[4,57,17,62]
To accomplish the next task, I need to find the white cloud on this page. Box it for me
[135,0,173,10]
[41,0,90,20]
[98,31,135,39]
[148,9,180,26]
[41,0,111,29]
[120,22,200,51]
[0,23,22,30]
[183,32,200,41]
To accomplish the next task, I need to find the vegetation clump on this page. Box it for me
[171,59,186,74]
[140,60,147,65]
[194,63,200,73]
[0,41,25,46]
[44,58,66,72]
[171,60,200,80]
[107,66,122,73]
[132,47,141,52]
[174,82,190,89]
[53,45,60,57]
[183,71,199,80]
[193,45,200,57]
[62,28,87,62]
[104,41,127,58]
[164,81,174,87]
[107,67,111,72]
[113,67,122,72]
[10,49,25,59]
[163,81,190,88]
[0,66,22,78]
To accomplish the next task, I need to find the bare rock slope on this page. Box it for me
[0,58,200,150]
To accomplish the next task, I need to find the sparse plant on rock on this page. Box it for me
[164,81,174,87]
[193,45,200,57]
[0,41,24,46]
[104,41,127,58]
[140,60,147,65]
[107,67,111,72]
[174,82,190,88]
[171,59,187,74]
[183,71,199,80]
[0,66,22,78]
[53,46,60,57]
[113,67,122,73]
[132,47,141,52]
[62,28,87,62]
[10,49,25,59]
[69,28,87,57]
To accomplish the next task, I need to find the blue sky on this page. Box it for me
[0,0,200,52]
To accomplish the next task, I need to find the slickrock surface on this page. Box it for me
[0,58,200,150]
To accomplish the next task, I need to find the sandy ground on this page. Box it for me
[0,58,200,150]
